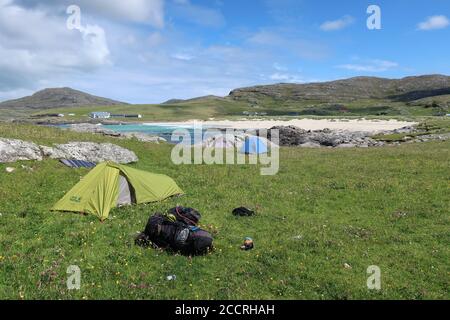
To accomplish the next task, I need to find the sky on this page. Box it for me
[0,0,449,103]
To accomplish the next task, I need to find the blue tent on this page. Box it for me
[240,136,268,154]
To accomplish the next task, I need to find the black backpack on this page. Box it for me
[168,206,201,226]
[136,211,213,256]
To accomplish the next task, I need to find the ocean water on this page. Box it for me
[57,123,236,144]
[107,124,234,144]
[105,124,187,141]
[103,124,223,144]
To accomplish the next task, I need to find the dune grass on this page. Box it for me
[0,124,449,300]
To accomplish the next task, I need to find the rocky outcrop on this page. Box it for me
[0,138,43,163]
[67,123,121,136]
[267,125,449,148]
[1,137,138,164]
[414,132,450,142]
[120,132,167,143]
[268,126,383,148]
[40,142,138,164]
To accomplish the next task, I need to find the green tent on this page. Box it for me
[52,162,183,220]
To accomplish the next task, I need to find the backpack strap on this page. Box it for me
[175,206,198,226]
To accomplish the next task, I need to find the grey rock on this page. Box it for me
[121,132,167,143]
[270,126,379,148]
[299,142,321,148]
[0,138,43,163]
[268,126,309,146]
[392,126,416,134]
[41,142,138,164]
[67,123,120,136]
[414,132,450,142]
[337,143,357,148]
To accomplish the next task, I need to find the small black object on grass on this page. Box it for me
[232,207,255,217]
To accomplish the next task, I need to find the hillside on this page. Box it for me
[158,74,450,118]
[229,75,450,104]
[162,95,226,105]
[0,87,127,110]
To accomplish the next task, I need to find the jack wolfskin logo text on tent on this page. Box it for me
[70,196,82,203]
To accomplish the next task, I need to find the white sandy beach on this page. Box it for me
[144,119,417,133]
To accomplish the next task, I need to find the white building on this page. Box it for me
[89,112,111,119]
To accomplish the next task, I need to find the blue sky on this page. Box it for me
[0,0,449,103]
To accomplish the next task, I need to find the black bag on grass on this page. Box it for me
[136,212,213,255]
[232,207,255,217]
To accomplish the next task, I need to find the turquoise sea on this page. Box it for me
[56,123,225,144]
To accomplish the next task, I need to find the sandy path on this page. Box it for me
[144,119,417,133]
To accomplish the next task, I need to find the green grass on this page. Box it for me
[23,96,447,123]
[373,118,450,142]
[0,124,449,300]
[29,97,251,122]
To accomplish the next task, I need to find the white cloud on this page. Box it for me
[268,63,304,83]
[171,53,195,61]
[417,15,449,31]
[269,73,303,83]
[81,0,164,27]
[337,59,398,72]
[248,29,329,60]
[273,63,288,71]
[15,0,165,27]
[0,0,110,91]
[0,1,326,103]
[320,15,354,31]
[147,32,164,46]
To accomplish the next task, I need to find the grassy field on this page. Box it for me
[25,95,448,123]
[0,123,449,299]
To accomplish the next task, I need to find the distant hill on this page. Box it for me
[162,95,226,105]
[157,75,450,117]
[229,75,450,104]
[0,87,127,110]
